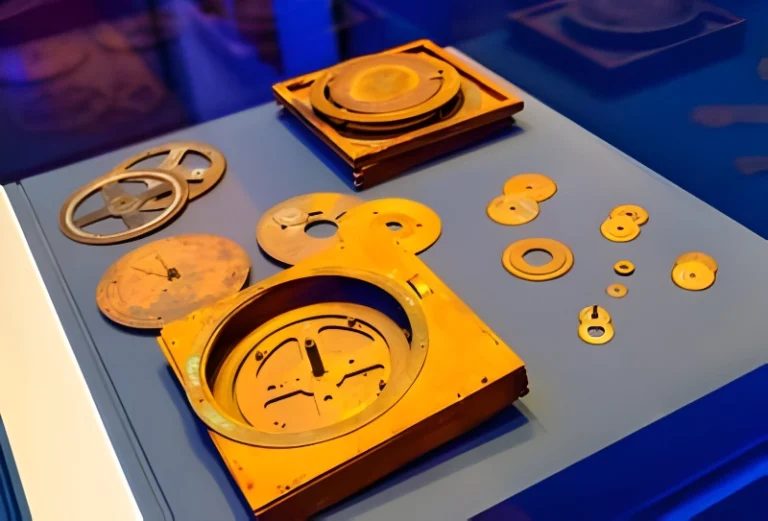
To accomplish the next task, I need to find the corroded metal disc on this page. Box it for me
[96,234,250,329]
[110,142,226,211]
[256,193,363,265]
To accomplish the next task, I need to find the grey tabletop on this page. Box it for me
[8,50,768,520]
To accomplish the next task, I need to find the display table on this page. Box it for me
[1,50,766,520]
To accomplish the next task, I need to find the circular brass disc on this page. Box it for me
[600,216,641,243]
[59,169,188,245]
[96,235,250,328]
[256,193,363,265]
[610,205,649,226]
[503,238,574,281]
[328,55,444,114]
[503,173,558,202]
[607,283,628,298]
[110,142,226,211]
[614,260,635,276]
[672,261,716,291]
[310,54,461,124]
[338,198,442,254]
[487,194,540,226]
[674,252,718,273]
[578,323,615,344]
[0,36,88,84]
[578,305,612,326]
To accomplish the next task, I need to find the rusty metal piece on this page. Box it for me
[96,234,250,329]
[109,142,226,211]
[578,304,615,345]
[600,215,641,243]
[609,204,649,226]
[487,194,539,226]
[614,260,635,276]
[503,173,558,202]
[502,238,574,281]
[256,193,363,265]
[59,169,188,245]
[607,283,628,298]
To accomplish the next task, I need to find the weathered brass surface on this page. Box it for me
[672,252,718,291]
[272,40,525,189]
[256,193,363,265]
[59,169,188,245]
[610,204,649,226]
[502,238,574,281]
[614,260,635,276]
[158,197,527,521]
[578,305,615,345]
[110,141,226,211]
[503,173,558,202]
[600,214,641,242]
[607,283,628,298]
[487,194,540,226]
[96,234,250,328]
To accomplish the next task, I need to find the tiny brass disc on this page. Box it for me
[614,260,635,276]
[487,194,540,226]
[674,252,718,273]
[503,173,558,202]
[600,216,641,243]
[610,205,649,226]
[256,193,363,265]
[607,283,628,298]
[110,142,226,211]
[503,238,574,281]
[339,198,442,255]
[672,261,716,291]
[96,234,250,328]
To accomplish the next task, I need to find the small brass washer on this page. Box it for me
[503,238,574,281]
[614,260,635,276]
[607,283,628,298]
[672,261,716,291]
[601,216,641,242]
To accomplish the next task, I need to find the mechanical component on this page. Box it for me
[110,142,226,211]
[487,194,539,226]
[503,173,558,202]
[59,169,188,245]
[578,305,615,345]
[600,215,641,243]
[672,252,718,291]
[614,260,635,276]
[256,193,363,265]
[502,238,574,281]
[607,283,628,298]
[675,251,718,273]
[96,235,250,328]
[609,204,649,226]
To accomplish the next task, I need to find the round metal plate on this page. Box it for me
[256,193,363,265]
[338,198,442,254]
[607,283,628,298]
[96,234,250,328]
[310,53,461,124]
[610,204,649,226]
[487,194,540,226]
[328,54,444,114]
[614,260,635,276]
[503,173,558,202]
[59,169,188,245]
[503,238,574,281]
[600,216,641,243]
[110,142,226,211]
[672,261,716,291]
[675,251,718,273]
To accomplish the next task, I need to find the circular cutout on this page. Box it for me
[601,216,641,243]
[59,169,188,245]
[110,142,226,211]
[674,252,718,273]
[487,194,539,226]
[614,260,635,276]
[503,173,558,202]
[610,205,649,226]
[607,283,628,298]
[578,323,615,344]
[503,238,574,282]
[96,235,250,328]
[672,261,716,291]
[256,193,363,265]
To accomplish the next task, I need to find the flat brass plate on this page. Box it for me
[578,305,615,345]
[607,283,628,298]
[503,173,558,202]
[503,238,574,281]
[610,204,649,226]
[675,251,718,273]
[110,142,226,211]
[600,215,641,242]
[338,198,442,254]
[59,169,188,245]
[614,260,635,276]
[256,193,363,265]
[672,259,716,291]
[96,234,250,328]
[487,194,540,225]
